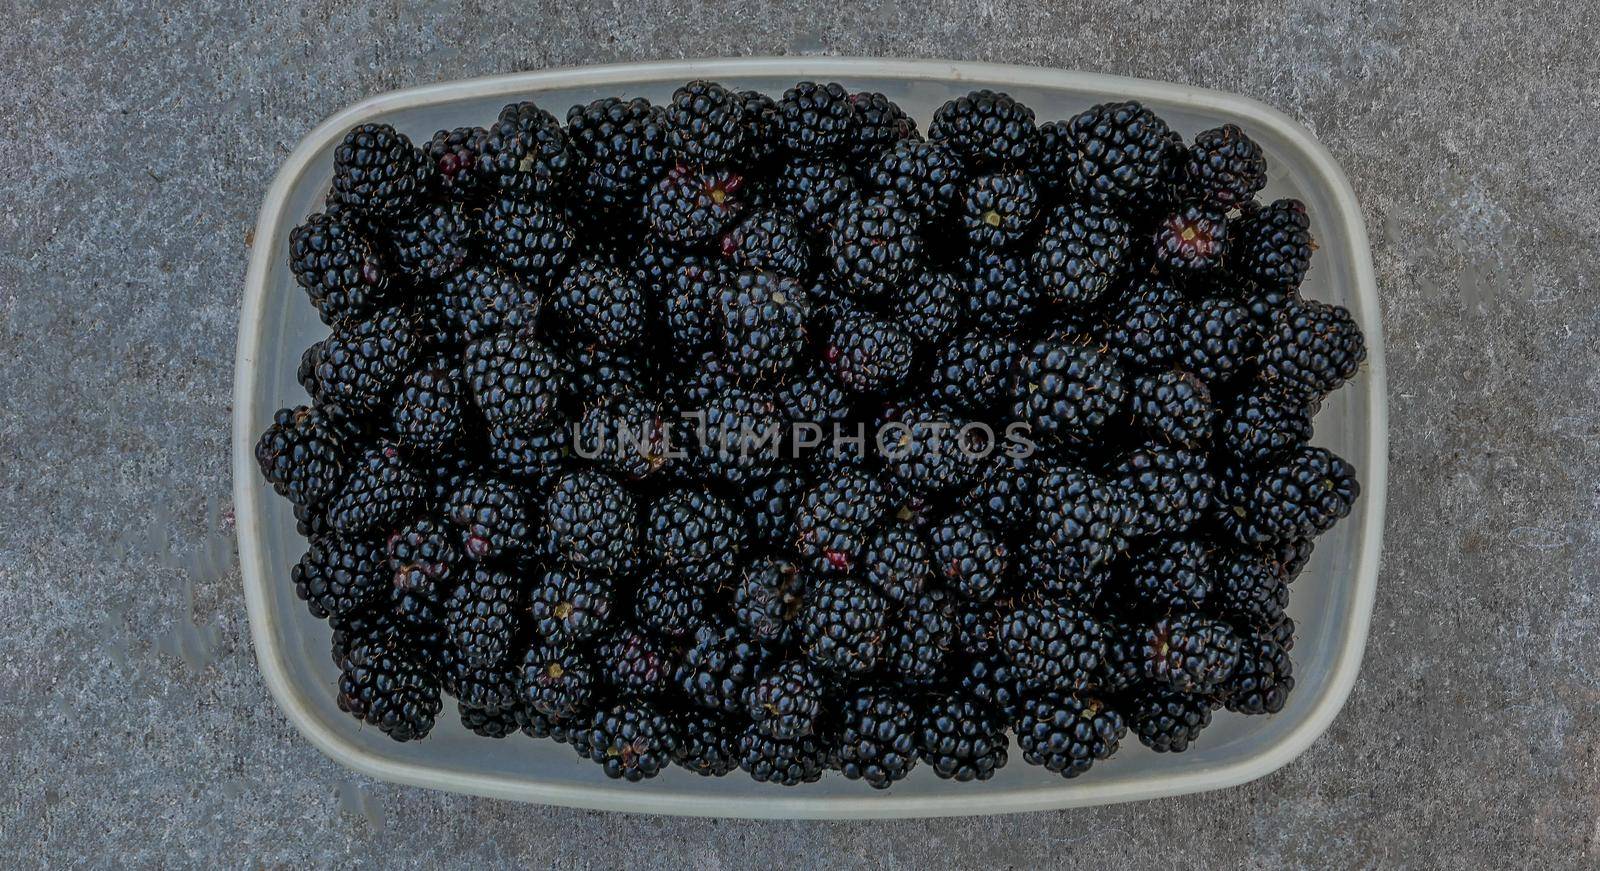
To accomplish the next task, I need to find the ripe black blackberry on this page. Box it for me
[1127,689,1213,753]
[1027,464,1133,573]
[879,404,985,497]
[999,601,1106,693]
[528,568,615,644]
[550,257,648,349]
[1010,338,1127,446]
[835,689,919,789]
[928,89,1039,168]
[744,658,825,739]
[388,200,476,281]
[463,328,565,431]
[693,386,785,487]
[925,332,1017,413]
[1259,297,1367,400]
[1031,119,1073,195]
[890,267,962,346]
[1060,100,1175,210]
[864,139,966,220]
[385,516,462,586]
[1173,296,1263,385]
[1015,694,1126,779]
[1153,201,1231,272]
[485,421,569,490]
[719,207,812,277]
[645,163,747,243]
[1270,537,1316,583]
[458,703,522,739]
[389,565,448,634]
[330,122,432,218]
[959,449,1037,534]
[1210,547,1291,629]
[1127,368,1214,448]
[632,570,708,641]
[664,80,747,165]
[846,91,917,166]
[477,100,576,197]
[718,270,810,384]
[1185,124,1267,206]
[1029,202,1132,307]
[1232,198,1314,289]
[424,125,488,200]
[861,524,931,604]
[572,700,679,781]
[444,566,520,667]
[674,712,742,777]
[255,405,346,508]
[738,727,829,785]
[439,264,541,341]
[961,249,1039,335]
[543,469,641,574]
[478,193,575,282]
[326,442,425,536]
[676,620,765,712]
[774,363,854,429]
[561,341,662,403]
[825,311,915,394]
[1217,382,1316,466]
[918,694,1010,781]
[575,391,674,481]
[736,89,781,166]
[881,586,958,686]
[929,511,1008,603]
[646,488,746,587]
[287,211,391,325]
[827,191,923,299]
[959,171,1039,248]
[437,643,522,712]
[1216,445,1360,545]
[391,358,467,456]
[292,535,387,620]
[313,308,420,414]
[1100,276,1184,372]
[1014,535,1114,605]
[1113,444,1214,538]
[566,96,671,210]
[444,476,529,560]
[1121,538,1212,614]
[775,80,855,156]
[1220,630,1295,715]
[795,468,889,574]
[800,574,890,677]
[955,654,1027,723]
[645,254,726,350]
[594,625,671,696]
[731,558,808,647]
[769,155,858,232]
[738,471,803,549]
[519,643,595,721]
[336,639,442,741]
[1138,614,1241,692]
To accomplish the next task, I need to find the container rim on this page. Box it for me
[232,56,1388,818]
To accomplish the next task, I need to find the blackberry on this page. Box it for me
[730,557,809,650]
[1271,537,1316,582]
[674,711,742,777]
[736,90,781,166]
[645,253,726,351]
[313,309,420,414]
[1138,614,1241,692]
[1173,296,1262,385]
[999,601,1105,693]
[478,193,575,282]
[1153,201,1231,272]
[1029,202,1132,306]
[572,700,679,781]
[1101,277,1185,371]
[880,404,985,497]
[846,91,917,166]
[388,201,475,281]
[1259,297,1367,400]
[959,449,1036,533]
[255,405,346,507]
[1028,464,1133,573]
[864,139,966,220]
[835,689,920,789]
[663,80,746,165]
[775,363,854,428]
[795,468,888,574]
[437,643,522,712]
[1185,124,1267,206]
[676,620,765,712]
[287,211,391,325]
[389,563,449,633]
[918,694,1009,781]
[1217,383,1315,466]
[424,125,488,200]
[445,566,520,667]
[644,163,747,243]
[1096,621,1145,694]
[594,625,671,696]
[385,516,462,587]
[719,208,812,278]
[575,391,674,481]
[391,359,467,456]
[1060,101,1175,210]
[827,192,923,299]
[336,639,442,741]
[438,265,539,341]
[1128,689,1213,752]
[1016,693,1125,778]
[1011,338,1126,446]
[562,342,661,403]
[326,442,425,536]
[718,270,811,384]
[861,524,931,603]
[528,569,614,644]
[744,659,825,739]
[825,312,914,394]
[565,96,671,210]
[1210,547,1290,629]
[928,89,1039,168]
[519,643,595,721]
[444,476,530,560]
[959,171,1039,248]
[881,587,957,686]
[1030,119,1073,195]
[929,511,1008,603]
[477,101,576,197]
[800,575,889,676]
[463,329,565,431]
[1113,444,1214,538]
[693,387,785,487]
[890,267,962,346]
[775,81,855,156]
[1232,198,1314,289]
[961,249,1039,334]
[1014,536,1113,605]
[458,703,522,739]
[925,332,1017,413]
[1121,538,1211,614]
[292,535,387,619]
[768,156,857,232]
[1219,631,1295,714]
[733,472,798,550]
[330,122,431,218]
[551,257,648,349]
[955,653,1026,722]
[738,728,828,785]
[485,421,570,490]
[632,571,708,641]
[1128,368,1214,447]
[646,488,746,586]
[543,469,641,573]
[1216,445,1359,545]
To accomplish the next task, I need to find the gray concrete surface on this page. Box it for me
[2,0,1596,867]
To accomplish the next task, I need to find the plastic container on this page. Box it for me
[233,57,1387,818]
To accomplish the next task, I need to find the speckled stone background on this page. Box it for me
[2,0,1596,866]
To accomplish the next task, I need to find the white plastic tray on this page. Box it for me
[233,57,1388,818]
